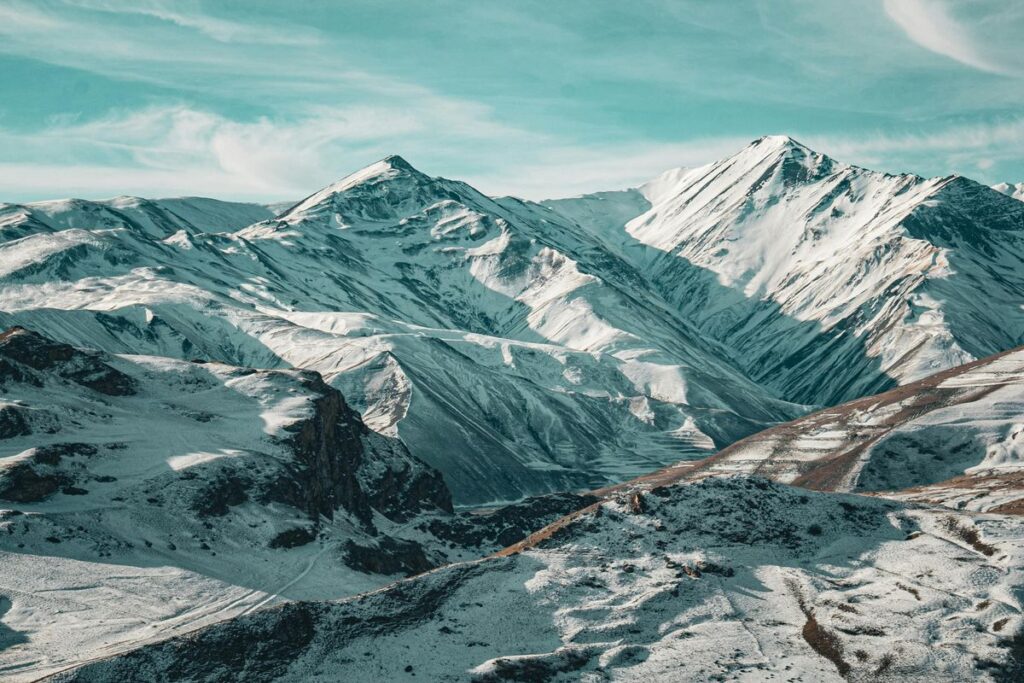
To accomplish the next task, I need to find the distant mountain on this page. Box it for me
[993,182,1024,202]
[0,155,800,505]
[622,343,1024,515]
[546,135,1024,406]
[0,195,276,240]
[3,140,1023,504]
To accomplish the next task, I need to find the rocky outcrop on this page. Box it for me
[265,370,452,526]
[0,405,31,439]
[422,492,598,549]
[0,443,98,503]
[0,327,136,396]
[342,536,434,577]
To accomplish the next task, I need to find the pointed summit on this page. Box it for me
[746,135,819,160]
[381,154,417,172]
[283,155,429,218]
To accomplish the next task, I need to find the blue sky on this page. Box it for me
[0,0,1022,201]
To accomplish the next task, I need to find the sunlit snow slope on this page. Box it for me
[546,136,1024,406]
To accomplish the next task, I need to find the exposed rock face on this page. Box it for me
[0,405,31,439]
[0,327,136,396]
[0,462,67,503]
[267,527,317,549]
[422,492,599,549]
[265,371,453,525]
[342,537,434,577]
[361,444,454,522]
[271,372,375,524]
[0,443,98,503]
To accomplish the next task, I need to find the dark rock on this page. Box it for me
[0,463,68,502]
[192,473,250,517]
[343,536,434,577]
[32,443,97,466]
[0,327,136,396]
[425,492,599,550]
[268,527,317,549]
[61,486,89,496]
[266,373,373,524]
[0,405,31,439]
[362,447,453,522]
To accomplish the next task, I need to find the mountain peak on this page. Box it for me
[381,154,416,172]
[281,155,427,218]
[749,134,814,156]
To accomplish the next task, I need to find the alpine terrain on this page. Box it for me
[3,138,1024,680]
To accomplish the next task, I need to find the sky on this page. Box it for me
[0,0,1022,202]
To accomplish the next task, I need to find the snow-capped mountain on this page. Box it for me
[55,476,1024,682]
[994,182,1024,202]
[45,346,1024,681]
[0,195,277,241]
[546,136,1024,406]
[4,138,1024,681]
[0,155,801,505]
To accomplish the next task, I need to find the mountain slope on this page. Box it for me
[53,477,1024,682]
[546,136,1024,406]
[0,156,801,504]
[610,344,1024,517]
[0,327,606,680]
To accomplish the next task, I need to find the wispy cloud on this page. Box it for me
[883,0,1007,74]
[802,117,1024,181]
[469,138,751,199]
[0,1,380,99]
[63,0,321,45]
[0,103,543,201]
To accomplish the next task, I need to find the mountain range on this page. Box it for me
[3,137,1024,680]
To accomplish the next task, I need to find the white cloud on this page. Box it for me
[806,118,1024,157]
[468,138,750,199]
[883,0,1007,74]
[63,0,320,45]
[0,103,542,201]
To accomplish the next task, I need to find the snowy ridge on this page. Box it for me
[0,195,275,241]
[0,153,803,504]
[616,344,1024,515]
[546,135,1024,406]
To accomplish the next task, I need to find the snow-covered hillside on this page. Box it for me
[0,156,801,504]
[546,136,1024,406]
[622,344,1024,516]
[0,327,602,680]
[5,142,1022,504]
[54,477,1024,681]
